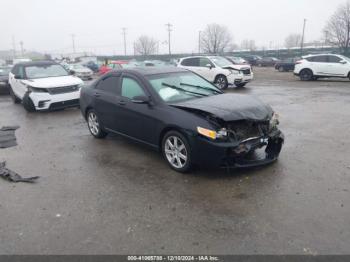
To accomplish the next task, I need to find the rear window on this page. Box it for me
[181,58,199,67]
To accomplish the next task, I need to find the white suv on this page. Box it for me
[178,56,253,89]
[9,61,84,112]
[294,54,350,81]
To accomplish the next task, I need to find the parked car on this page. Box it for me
[275,58,300,72]
[99,61,129,75]
[9,61,84,112]
[294,54,350,81]
[83,61,99,73]
[80,67,284,173]
[178,56,252,89]
[69,64,93,80]
[240,55,262,66]
[0,66,11,94]
[225,56,248,65]
[257,57,280,67]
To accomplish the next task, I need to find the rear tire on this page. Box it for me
[278,66,285,72]
[9,85,21,104]
[299,69,313,81]
[214,75,228,90]
[162,130,192,173]
[22,92,36,112]
[87,109,107,138]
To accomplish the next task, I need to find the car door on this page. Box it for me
[309,55,328,75]
[116,74,158,146]
[327,55,348,76]
[197,57,216,82]
[93,74,122,132]
[9,65,27,98]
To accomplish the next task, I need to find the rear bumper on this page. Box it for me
[191,130,284,169]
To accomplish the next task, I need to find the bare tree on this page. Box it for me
[240,39,256,51]
[284,34,302,48]
[323,1,350,54]
[134,35,157,56]
[200,24,233,54]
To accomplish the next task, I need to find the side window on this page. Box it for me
[11,65,19,75]
[181,58,199,67]
[328,56,341,63]
[310,56,328,63]
[96,76,120,94]
[121,77,146,99]
[18,66,25,78]
[199,57,213,67]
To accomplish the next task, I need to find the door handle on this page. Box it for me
[118,100,126,106]
[94,92,101,98]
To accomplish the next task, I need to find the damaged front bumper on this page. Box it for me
[192,129,284,169]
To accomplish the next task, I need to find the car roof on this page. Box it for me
[108,66,188,76]
[15,60,57,67]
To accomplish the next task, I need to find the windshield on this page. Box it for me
[210,57,232,67]
[147,71,221,103]
[0,67,10,76]
[25,64,69,79]
[339,55,350,62]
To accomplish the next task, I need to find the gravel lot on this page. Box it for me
[0,67,349,254]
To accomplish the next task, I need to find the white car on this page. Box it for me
[178,56,253,89]
[294,54,350,81]
[9,61,84,112]
[69,64,93,80]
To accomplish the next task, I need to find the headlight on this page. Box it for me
[270,113,280,129]
[197,127,228,140]
[27,86,48,93]
[229,69,239,75]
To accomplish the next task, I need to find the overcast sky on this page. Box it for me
[0,0,346,55]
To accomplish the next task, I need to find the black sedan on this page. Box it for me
[80,67,284,172]
[275,58,300,72]
[0,66,11,94]
[257,57,281,67]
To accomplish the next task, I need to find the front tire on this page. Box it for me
[299,69,313,81]
[22,92,36,112]
[162,130,192,173]
[9,85,21,104]
[214,75,228,90]
[87,109,107,138]
[278,66,285,72]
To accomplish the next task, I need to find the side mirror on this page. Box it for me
[340,60,347,64]
[14,74,22,79]
[205,63,213,69]
[69,70,75,75]
[131,95,150,104]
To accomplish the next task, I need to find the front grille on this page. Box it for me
[227,121,269,141]
[47,85,79,95]
[242,68,251,75]
[49,99,79,110]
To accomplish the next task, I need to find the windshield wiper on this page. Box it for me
[179,83,222,94]
[162,83,208,97]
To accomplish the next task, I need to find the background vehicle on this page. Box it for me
[0,66,11,94]
[69,64,93,80]
[294,54,350,81]
[225,56,248,65]
[257,57,280,67]
[99,60,129,75]
[241,55,262,66]
[275,58,300,72]
[80,67,283,173]
[177,56,250,89]
[83,61,99,72]
[9,61,83,112]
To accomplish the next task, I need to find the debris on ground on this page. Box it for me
[0,162,39,183]
[0,126,20,148]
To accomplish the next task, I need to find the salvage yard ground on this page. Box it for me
[0,67,349,254]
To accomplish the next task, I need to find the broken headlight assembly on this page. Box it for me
[269,113,280,130]
[197,127,228,140]
[27,86,48,93]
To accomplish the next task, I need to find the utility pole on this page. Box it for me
[71,34,76,54]
[300,19,307,56]
[12,36,16,59]
[165,23,172,55]
[122,28,127,56]
[19,41,24,57]
[198,31,201,54]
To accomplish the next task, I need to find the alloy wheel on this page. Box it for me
[215,76,227,89]
[88,112,100,136]
[164,136,188,169]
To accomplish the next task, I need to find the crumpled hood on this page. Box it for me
[21,75,83,88]
[171,93,273,121]
[223,64,251,71]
